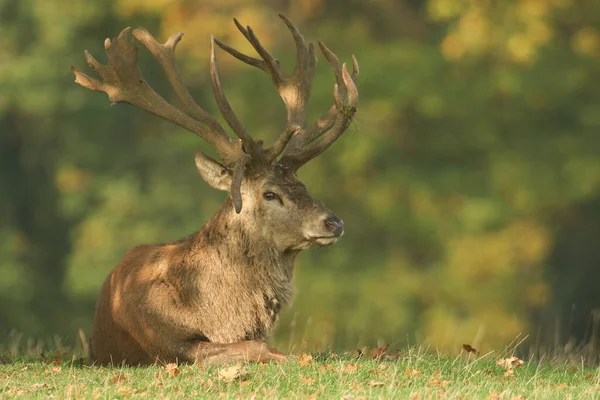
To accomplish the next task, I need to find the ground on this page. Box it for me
[1,346,599,399]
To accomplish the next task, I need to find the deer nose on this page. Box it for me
[324,215,344,236]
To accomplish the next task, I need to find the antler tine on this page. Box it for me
[209,35,254,150]
[71,28,237,162]
[215,14,317,164]
[280,42,359,168]
[132,29,226,137]
[72,27,240,164]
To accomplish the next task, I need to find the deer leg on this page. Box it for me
[184,340,288,364]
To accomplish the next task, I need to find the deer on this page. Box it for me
[71,14,358,366]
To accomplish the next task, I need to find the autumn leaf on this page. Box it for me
[356,347,367,358]
[369,345,390,360]
[556,383,568,389]
[405,368,422,377]
[462,344,478,354]
[164,363,180,377]
[428,378,450,388]
[299,375,315,385]
[218,364,248,383]
[496,357,524,370]
[298,353,313,366]
[586,374,595,381]
[342,364,359,373]
[368,380,385,388]
[112,373,127,384]
[320,364,335,372]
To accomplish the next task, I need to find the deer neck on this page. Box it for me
[196,198,299,280]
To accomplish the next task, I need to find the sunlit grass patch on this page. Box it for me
[1,346,600,399]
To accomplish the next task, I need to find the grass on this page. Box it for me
[1,347,600,399]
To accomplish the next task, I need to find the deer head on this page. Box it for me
[71,14,358,252]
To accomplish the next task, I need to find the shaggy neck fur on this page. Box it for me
[197,197,300,277]
[168,198,300,342]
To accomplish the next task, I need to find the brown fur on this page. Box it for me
[90,166,341,365]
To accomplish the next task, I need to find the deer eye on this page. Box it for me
[263,191,282,204]
[263,191,277,201]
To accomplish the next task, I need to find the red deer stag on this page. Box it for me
[72,14,358,365]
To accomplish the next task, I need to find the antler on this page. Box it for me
[215,13,359,169]
[72,27,260,211]
[71,15,358,211]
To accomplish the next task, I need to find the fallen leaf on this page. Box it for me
[218,364,248,383]
[320,364,334,372]
[370,345,390,360]
[496,357,524,370]
[405,368,422,377]
[342,364,359,373]
[487,391,501,400]
[112,373,127,384]
[164,363,180,377]
[463,344,478,354]
[44,366,62,374]
[556,383,568,389]
[368,380,385,388]
[504,369,514,378]
[428,378,450,388]
[298,354,313,366]
[356,347,367,358]
[299,375,315,385]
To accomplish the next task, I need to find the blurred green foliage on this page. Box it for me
[1,0,600,354]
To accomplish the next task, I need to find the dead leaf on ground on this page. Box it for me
[368,380,385,388]
[112,373,128,384]
[586,373,595,381]
[164,363,180,377]
[218,364,248,383]
[405,368,422,377]
[556,383,568,389]
[44,366,62,374]
[503,369,515,378]
[298,353,313,366]
[300,375,315,385]
[463,344,478,354]
[496,357,524,370]
[342,364,359,373]
[428,378,450,388]
[370,345,390,360]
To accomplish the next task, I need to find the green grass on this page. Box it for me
[2,348,600,399]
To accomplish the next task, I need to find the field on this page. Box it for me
[1,346,599,399]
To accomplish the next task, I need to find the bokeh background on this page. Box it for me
[1,0,600,356]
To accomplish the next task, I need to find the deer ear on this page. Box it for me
[195,152,232,191]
